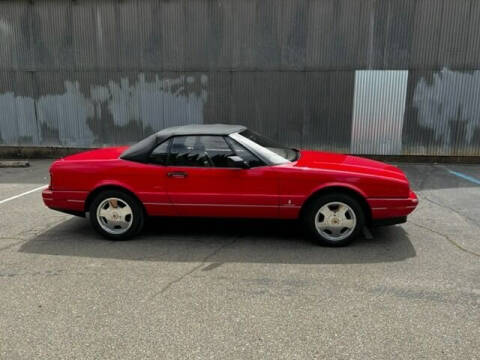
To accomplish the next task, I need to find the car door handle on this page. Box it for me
[167,171,188,178]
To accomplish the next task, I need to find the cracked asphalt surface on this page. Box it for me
[0,160,479,359]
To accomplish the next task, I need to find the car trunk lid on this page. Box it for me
[61,147,129,161]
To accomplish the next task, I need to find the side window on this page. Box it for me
[226,137,265,168]
[168,136,211,167]
[167,135,239,168]
[203,136,235,167]
[149,139,171,165]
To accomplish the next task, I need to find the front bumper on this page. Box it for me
[372,216,407,227]
[367,190,418,220]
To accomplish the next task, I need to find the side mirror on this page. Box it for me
[227,155,249,169]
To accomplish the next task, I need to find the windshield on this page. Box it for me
[237,129,299,162]
[229,130,298,165]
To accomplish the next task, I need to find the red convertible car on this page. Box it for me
[42,124,418,246]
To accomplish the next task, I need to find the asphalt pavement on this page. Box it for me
[0,160,479,359]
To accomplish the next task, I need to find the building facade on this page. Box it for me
[1,0,479,155]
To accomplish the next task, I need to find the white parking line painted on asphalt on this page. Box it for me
[0,185,48,205]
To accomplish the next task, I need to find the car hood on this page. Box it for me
[294,150,407,181]
[61,146,129,161]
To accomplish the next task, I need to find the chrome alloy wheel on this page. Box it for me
[96,197,133,235]
[314,201,357,241]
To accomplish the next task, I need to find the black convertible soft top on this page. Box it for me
[120,124,247,163]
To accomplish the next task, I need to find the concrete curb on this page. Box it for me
[0,160,30,168]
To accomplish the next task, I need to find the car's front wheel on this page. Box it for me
[303,193,364,246]
[89,190,144,240]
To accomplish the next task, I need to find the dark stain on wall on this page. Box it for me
[402,70,440,153]
[402,69,480,155]
[304,71,355,151]
[144,2,164,69]
[18,136,33,145]
[282,0,307,69]
[86,109,144,146]
[40,122,60,145]
[21,5,53,69]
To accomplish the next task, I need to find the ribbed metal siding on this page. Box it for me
[3,0,480,72]
[351,71,408,155]
[0,71,209,147]
[0,71,38,146]
[403,69,480,156]
[0,0,479,155]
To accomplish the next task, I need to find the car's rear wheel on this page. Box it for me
[89,190,144,240]
[303,193,364,246]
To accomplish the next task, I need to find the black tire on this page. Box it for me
[89,190,144,240]
[302,193,365,247]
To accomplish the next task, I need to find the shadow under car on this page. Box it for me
[19,217,416,265]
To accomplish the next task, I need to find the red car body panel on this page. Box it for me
[42,147,418,221]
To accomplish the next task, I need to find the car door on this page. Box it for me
[135,139,178,217]
[165,135,279,218]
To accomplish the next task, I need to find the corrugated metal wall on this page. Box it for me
[0,0,480,155]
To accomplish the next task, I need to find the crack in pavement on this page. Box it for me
[416,164,437,191]
[410,221,480,257]
[413,191,480,256]
[148,237,239,299]
[0,239,25,252]
[419,194,480,230]
[0,217,70,253]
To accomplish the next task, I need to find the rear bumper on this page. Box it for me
[42,188,88,216]
[367,190,418,220]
